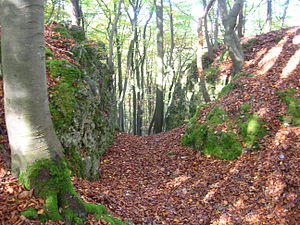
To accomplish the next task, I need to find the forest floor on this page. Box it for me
[1,26,300,224]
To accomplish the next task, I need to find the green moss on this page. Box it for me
[275,35,282,43]
[102,215,128,225]
[240,104,251,112]
[182,106,242,160]
[232,72,255,81]
[242,38,258,49]
[203,131,242,160]
[218,49,229,62]
[69,25,86,42]
[277,88,300,126]
[204,66,219,84]
[47,59,83,131]
[52,25,73,39]
[18,158,124,224]
[218,83,235,98]
[21,207,38,220]
[237,112,267,149]
[45,48,54,58]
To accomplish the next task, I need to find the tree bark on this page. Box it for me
[218,0,244,79]
[203,0,214,60]
[266,0,272,32]
[281,0,290,27]
[236,2,244,38]
[196,0,216,103]
[151,0,164,134]
[70,0,82,27]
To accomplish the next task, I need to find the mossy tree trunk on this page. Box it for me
[1,1,116,223]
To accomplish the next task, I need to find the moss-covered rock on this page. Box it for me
[182,104,268,160]
[182,105,242,160]
[47,45,115,180]
[277,88,300,126]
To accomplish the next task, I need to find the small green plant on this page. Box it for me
[218,83,235,98]
[167,152,175,156]
[45,48,54,58]
[52,24,72,39]
[219,49,229,62]
[21,207,38,220]
[242,38,258,49]
[204,66,219,84]
[277,88,300,126]
[232,72,255,81]
[275,35,282,43]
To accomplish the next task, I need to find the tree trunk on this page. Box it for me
[196,0,216,103]
[236,2,244,38]
[266,0,272,32]
[281,0,290,27]
[203,0,214,60]
[70,0,82,27]
[218,0,244,79]
[213,6,219,49]
[152,0,164,134]
[1,1,119,222]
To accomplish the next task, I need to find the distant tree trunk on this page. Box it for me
[197,0,216,103]
[236,2,244,38]
[218,0,244,80]
[203,0,214,60]
[213,6,219,48]
[132,85,137,134]
[116,34,124,131]
[266,0,272,31]
[151,0,164,134]
[70,0,83,27]
[281,0,290,27]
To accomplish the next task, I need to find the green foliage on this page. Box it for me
[21,207,38,220]
[47,59,83,131]
[218,83,235,98]
[52,24,73,39]
[202,53,214,69]
[218,49,229,62]
[19,159,125,224]
[277,88,300,126]
[69,25,86,42]
[242,38,258,49]
[182,106,242,160]
[237,113,267,149]
[45,48,54,58]
[182,103,268,159]
[71,42,106,71]
[232,72,255,81]
[275,35,283,43]
[204,66,219,84]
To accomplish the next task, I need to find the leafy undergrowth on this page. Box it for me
[1,27,300,224]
